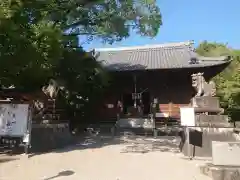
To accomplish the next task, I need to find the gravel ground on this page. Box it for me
[0,135,211,180]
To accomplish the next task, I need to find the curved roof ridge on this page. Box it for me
[95,40,194,52]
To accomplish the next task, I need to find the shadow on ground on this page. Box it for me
[42,132,181,155]
[0,148,24,156]
[43,170,75,180]
[1,129,182,159]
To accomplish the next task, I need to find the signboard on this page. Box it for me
[180,107,195,126]
[0,104,29,137]
[132,93,141,100]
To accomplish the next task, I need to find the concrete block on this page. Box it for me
[212,141,240,166]
[200,163,240,180]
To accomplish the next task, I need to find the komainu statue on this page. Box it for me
[191,72,216,97]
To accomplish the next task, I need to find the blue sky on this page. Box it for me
[82,0,240,50]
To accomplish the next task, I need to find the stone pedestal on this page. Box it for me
[192,96,220,108]
[180,96,237,158]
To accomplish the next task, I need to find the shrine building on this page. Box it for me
[94,41,231,122]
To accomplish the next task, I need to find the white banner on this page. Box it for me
[0,104,29,136]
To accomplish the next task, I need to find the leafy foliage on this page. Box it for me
[0,0,63,90]
[57,0,162,43]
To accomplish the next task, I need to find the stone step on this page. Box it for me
[195,114,233,128]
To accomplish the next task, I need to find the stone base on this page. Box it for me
[191,96,220,108]
[200,163,240,180]
[180,127,237,157]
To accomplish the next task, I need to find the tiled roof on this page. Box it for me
[94,41,230,71]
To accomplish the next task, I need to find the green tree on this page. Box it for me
[54,0,162,43]
[196,41,231,57]
[0,0,63,90]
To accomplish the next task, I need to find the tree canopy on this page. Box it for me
[0,0,162,120]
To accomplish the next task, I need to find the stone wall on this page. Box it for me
[30,123,78,153]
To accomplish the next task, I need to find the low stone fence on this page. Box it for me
[181,127,240,157]
[30,123,78,153]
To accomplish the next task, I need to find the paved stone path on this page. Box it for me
[0,136,211,180]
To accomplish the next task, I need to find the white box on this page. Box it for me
[0,104,29,136]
